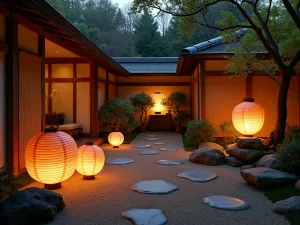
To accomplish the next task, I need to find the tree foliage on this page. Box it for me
[98,98,137,132]
[0,167,20,202]
[130,92,155,126]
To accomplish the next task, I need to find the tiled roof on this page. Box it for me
[113,57,178,74]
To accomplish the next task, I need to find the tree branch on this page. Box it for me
[289,49,300,68]
[264,0,272,26]
[282,0,300,29]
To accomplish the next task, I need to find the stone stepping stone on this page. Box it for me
[145,138,161,141]
[157,160,184,166]
[132,144,152,148]
[177,170,217,182]
[154,142,165,145]
[203,195,251,211]
[132,180,178,194]
[160,147,176,151]
[138,151,158,155]
[106,158,134,165]
[121,209,167,225]
[144,134,157,137]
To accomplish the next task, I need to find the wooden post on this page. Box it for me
[5,17,19,174]
[90,64,98,136]
[39,35,45,131]
[246,75,252,98]
[105,71,109,102]
[73,63,77,123]
[200,60,206,119]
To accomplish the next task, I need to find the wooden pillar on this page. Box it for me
[105,71,109,102]
[47,64,52,113]
[39,35,45,130]
[90,64,98,136]
[246,74,252,98]
[5,17,19,174]
[73,63,76,123]
[200,60,206,119]
[190,77,194,120]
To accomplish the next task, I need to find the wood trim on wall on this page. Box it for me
[5,17,19,174]
[200,60,206,119]
[117,82,190,86]
[105,71,109,102]
[197,64,200,119]
[45,78,90,82]
[73,63,76,123]
[39,35,45,130]
[45,57,88,64]
[90,64,98,136]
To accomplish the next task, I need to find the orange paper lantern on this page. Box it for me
[151,92,166,114]
[76,142,105,180]
[232,98,265,136]
[25,127,78,189]
[108,131,124,148]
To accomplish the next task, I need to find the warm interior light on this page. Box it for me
[108,131,124,148]
[232,98,265,136]
[25,127,78,189]
[76,142,105,180]
[151,92,166,114]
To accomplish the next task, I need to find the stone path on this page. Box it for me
[25,132,288,225]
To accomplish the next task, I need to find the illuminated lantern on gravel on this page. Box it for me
[108,131,124,148]
[232,98,265,136]
[25,127,78,190]
[76,142,105,180]
[151,92,166,114]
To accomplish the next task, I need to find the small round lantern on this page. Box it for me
[151,92,166,114]
[25,127,78,189]
[232,98,265,136]
[108,131,124,148]
[76,142,105,180]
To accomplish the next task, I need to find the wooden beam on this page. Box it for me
[105,71,109,102]
[5,17,19,174]
[0,42,9,53]
[45,58,88,64]
[48,64,52,113]
[197,64,200,120]
[45,78,90,82]
[200,60,206,120]
[90,64,98,136]
[39,35,45,131]
[190,82,194,120]
[117,82,190,86]
[73,63,76,123]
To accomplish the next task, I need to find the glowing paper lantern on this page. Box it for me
[151,92,166,114]
[76,142,105,180]
[25,127,78,189]
[108,131,124,148]
[232,98,265,136]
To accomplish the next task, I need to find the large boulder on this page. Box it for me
[236,137,263,149]
[225,156,246,167]
[0,187,65,225]
[198,142,224,151]
[256,154,279,170]
[189,148,225,166]
[272,196,300,215]
[226,146,266,162]
[240,167,299,190]
[240,165,255,170]
[296,180,300,190]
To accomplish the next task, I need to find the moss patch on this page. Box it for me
[264,186,300,225]
[181,133,198,151]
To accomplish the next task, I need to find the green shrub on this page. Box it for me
[219,120,241,148]
[98,98,137,132]
[285,123,300,142]
[130,92,155,126]
[0,167,20,202]
[276,137,300,175]
[185,120,216,145]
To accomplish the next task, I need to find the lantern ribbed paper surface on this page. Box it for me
[232,99,265,136]
[151,92,166,113]
[25,131,78,185]
[108,131,124,147]
[76,143,105,177]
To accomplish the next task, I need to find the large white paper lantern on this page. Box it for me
[108,131,124,148]
[25,127,78,189]
[76,142,105,180]
[232,98,265,136]
[151,92,166,114]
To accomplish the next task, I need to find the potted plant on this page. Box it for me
[58,112,66,125]
[130,92,155,132]
[162,92,189,132]
[98,98,137,147]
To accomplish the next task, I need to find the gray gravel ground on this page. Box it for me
[25,132,288,225]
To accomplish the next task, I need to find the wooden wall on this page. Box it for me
[0,52,5,167]
[190,59,300,137]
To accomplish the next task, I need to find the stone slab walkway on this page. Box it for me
[25,132,288,225]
